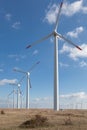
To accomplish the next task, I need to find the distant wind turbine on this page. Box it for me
[26,1,82,111]
[9,83,21,109]
[9,76,25,109]
[13,61,40,109]
[7,87,16,108]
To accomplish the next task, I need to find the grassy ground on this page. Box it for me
[0,109,87,130]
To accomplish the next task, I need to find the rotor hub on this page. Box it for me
[54,31,57,37]
[27,72,30,76]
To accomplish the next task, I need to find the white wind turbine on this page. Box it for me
[26,1,82,111]
[7,87,16,108]
[9,83,22,109]
[13,61,40,109]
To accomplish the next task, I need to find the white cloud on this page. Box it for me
[32,50,39,55]
[5,13,21,30]
[0,79,17,86]
[12,21,21,29]
[44,0,87,24]
[44,4,58,24]
[59,62,69,67]
[62,0,84,16]
[31,97,53,108]
[60,43,87,61]
[8,54,20,61]
[60,91,87,109]
[61,92,87,99]
[67,26,84,38]
[5,13,12,21]
[79,60,87,67]
[8,54,26,61]
[60,43,70,53]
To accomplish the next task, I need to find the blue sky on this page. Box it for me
[0,0,87,109]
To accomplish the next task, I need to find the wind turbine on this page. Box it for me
[26,1,82,111]
[7,87,16,108]
[13,61,40,109]
[9,83,21,109]
[9,83,22,109]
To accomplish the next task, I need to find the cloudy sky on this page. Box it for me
[0,0,87,109]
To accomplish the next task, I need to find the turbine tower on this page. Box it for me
[14,61,40,109]
[26,1,82,111]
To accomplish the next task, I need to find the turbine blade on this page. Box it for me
[57,33,82,50]
[13,68,27,74]
[29,61,40,73]
[54,1,63,31]
[9,83,17,86]
[19,75,26,83]
[26,32,53,49]
[8,91,14,96]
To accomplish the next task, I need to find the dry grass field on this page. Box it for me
[0,108,87,130]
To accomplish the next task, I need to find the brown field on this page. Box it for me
[0,108,87,130]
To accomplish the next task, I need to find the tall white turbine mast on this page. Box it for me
[9,83,21,109]
[26,1,82,111]
[14,61,40,109]
[20,90,24,108]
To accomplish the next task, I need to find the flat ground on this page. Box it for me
[0,109,87,130]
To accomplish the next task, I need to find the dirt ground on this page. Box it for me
[0,108,87,130]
